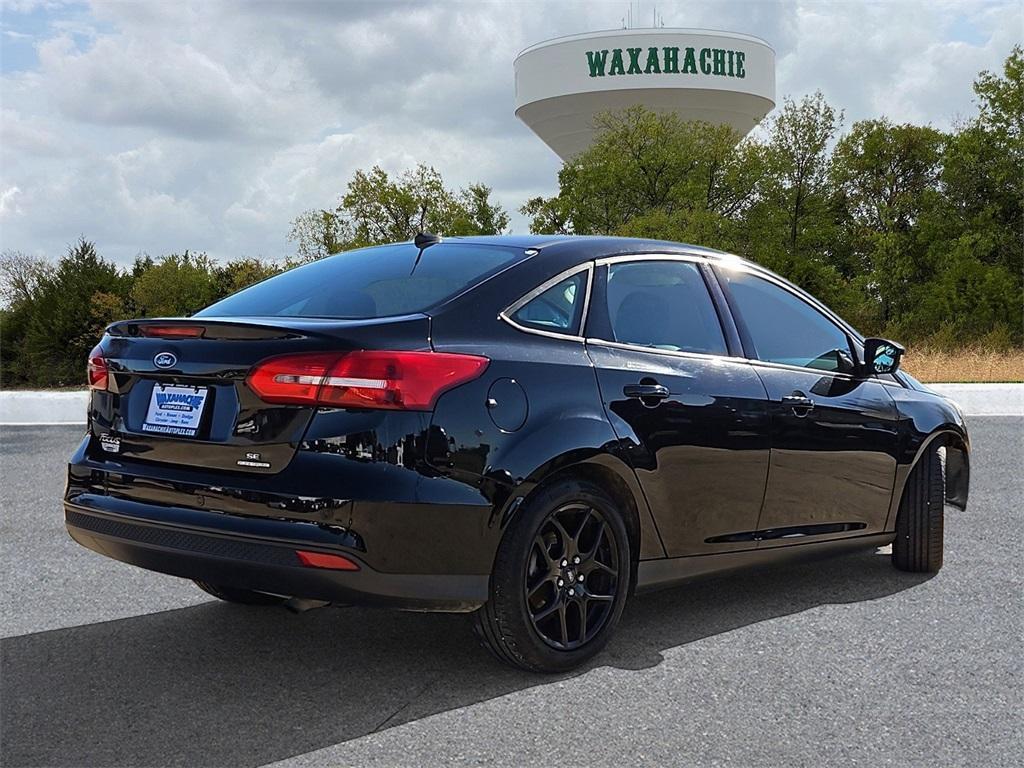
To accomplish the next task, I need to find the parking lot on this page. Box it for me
[2,418,1021,767]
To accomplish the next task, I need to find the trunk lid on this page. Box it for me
[89,315,431,474]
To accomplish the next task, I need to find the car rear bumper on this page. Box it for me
[64,498,489,612]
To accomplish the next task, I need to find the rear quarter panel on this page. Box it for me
[429,290,666,562]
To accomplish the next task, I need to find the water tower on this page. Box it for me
[515,28,776,160]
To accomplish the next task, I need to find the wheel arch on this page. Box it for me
[886,427,970,530]
[942,431,970,510]
[489,448,667,595]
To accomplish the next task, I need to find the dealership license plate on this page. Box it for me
[142,384,209,437]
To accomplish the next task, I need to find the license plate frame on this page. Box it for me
[142,384,209,437]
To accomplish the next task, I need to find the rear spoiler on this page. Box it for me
[105,319,301,341]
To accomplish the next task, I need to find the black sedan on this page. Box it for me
[65,235,970,672]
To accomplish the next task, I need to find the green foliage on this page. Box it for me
[10,239,130,386]
[456,182,512,237]
[213,258,281,297]
[0,244,285,387]
[1,49,1020,388]
[830,118,945,326]
[287,209,348,264]
[0,251,53,308]
[130,251,220,317]
[523,48,1023,348]
[524,108,757,239]
[288,164,510,258]
[0,304,33,387]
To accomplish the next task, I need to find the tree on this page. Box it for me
[0,251,53,308]
[521,107,764,246]
[831,119,945,327]
[214,258,281,298]
[974,44,1023,148]
[130,251,219,317]
[18,238,129,386]
[520,194,573,234]
[906,46,1024,345]
[942,46,1023,278]
[287,209,349,263]
[288,164,510,259]
[757,92,843,263]
[456,183,511,236]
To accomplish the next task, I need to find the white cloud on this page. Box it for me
[0,186,24,218]
[778,0,1019,130]
[0,0,1018,265]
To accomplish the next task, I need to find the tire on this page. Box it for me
[193,580,288,606]
[473,478,632,673]
[893,443,945,573]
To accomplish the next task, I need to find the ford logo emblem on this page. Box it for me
[154,352,177,369]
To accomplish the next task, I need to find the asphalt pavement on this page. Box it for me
[1,419,1021,767]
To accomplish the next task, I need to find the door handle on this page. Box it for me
[782,392,815,416]
[623,383,670,401]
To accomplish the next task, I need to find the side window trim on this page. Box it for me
[499,263,594,341]
[698,262,744,358]
[710,264,758,359]
[711,263,857,375]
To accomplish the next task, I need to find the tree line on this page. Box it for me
[0,165,511,387]
[293,46,1022,348]
[518,47,1021,349]
[1,47,1019,388]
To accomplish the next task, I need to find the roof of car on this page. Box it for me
[443,234,737,260]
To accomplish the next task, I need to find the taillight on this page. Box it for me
[246,350,489,410]
[87,344,108,391]
[140,325,204,339]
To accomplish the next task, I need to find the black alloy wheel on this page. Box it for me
[474,478,631,672]
[525,503,620,650]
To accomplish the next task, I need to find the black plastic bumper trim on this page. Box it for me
[64,504,488,612]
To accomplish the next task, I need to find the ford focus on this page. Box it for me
[65,235,970,672]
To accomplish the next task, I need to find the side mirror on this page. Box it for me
[861,338,905,376]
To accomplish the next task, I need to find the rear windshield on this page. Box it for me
[196,242,526,319]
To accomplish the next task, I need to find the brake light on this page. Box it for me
[296,550,360,570]
[247,350,489,410]
[140,325,204,339]
[87,344,108,391]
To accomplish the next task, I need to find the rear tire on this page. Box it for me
[893,444,945,573]
[473,478,631,673]
[193,580,288,606]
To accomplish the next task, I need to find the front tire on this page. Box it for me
[474,478,631,673]
[193,580,288,606]
[893,444,945,573]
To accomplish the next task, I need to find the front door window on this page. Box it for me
[720,270,853,373]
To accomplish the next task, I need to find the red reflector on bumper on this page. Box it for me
[295,550,360,571]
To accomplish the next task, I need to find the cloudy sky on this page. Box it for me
[1,0,1019,265]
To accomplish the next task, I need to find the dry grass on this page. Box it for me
[901,347,1024,383]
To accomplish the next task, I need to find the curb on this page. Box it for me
[927,383,1024,417]
[1,391,92,426]
[1,384,1021,425]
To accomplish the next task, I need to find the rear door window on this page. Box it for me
[596,260,728,355]
[197,243,527,319]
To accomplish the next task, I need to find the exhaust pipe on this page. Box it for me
[284,597,331,614]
